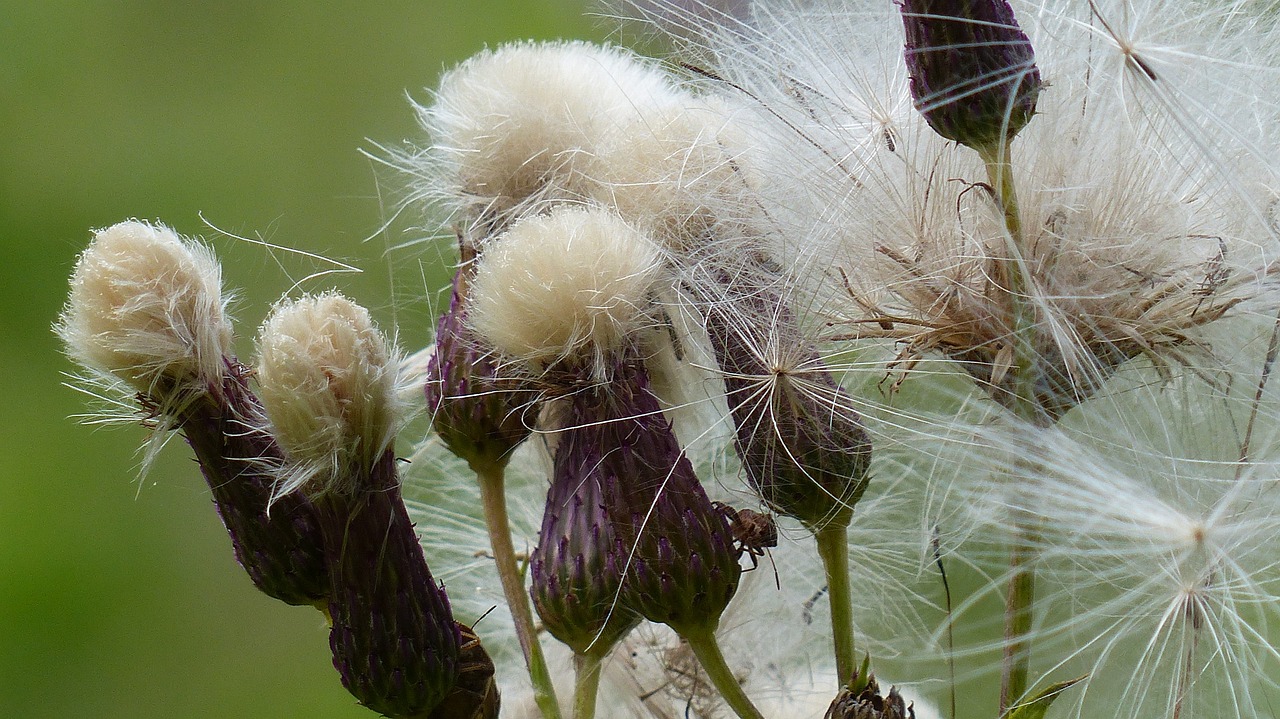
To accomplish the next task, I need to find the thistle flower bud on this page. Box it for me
[319,452,464,718]
[467,206,665,380]
[900,0,1041,149]
[426,246,539,472]
[569,358,741,634]
[256,292,403,499]
[256,294,466,717]
[825,674,915,719]
[179,367,329,606]
[705,281,871,530]
[417,41,677,229]
[58,221,327,606]
[530,431,640,655]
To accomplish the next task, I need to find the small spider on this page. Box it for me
[428,621,500,719]
[713,502,780,587]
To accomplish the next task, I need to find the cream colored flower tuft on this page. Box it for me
[587,96,758,253]
[255,292,403,498]
[467,205,665,379]
[58,220,232,403]
[413,40,679,232]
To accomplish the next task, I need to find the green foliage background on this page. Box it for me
[0,3,598,717]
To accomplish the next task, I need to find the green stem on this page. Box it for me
[572,650,605,719]
[814,524,856,685]
[998,524,1036,715]
[679,624,765,719]
[979,142,1040,423]
[473,461,563,719]
[979,141,1043,717]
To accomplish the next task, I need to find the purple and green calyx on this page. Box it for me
[530,443,639,656]
[559,357,741,635]
[426,243,538,473]
[177,359,329,607]
[705,281,871,532]
[311,449,469,718]
[900,0,1041,150]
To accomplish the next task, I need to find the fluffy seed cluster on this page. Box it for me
[59,220,232,401]
[467,206,666,377]
[664,0,1280,421]
[256,292,404,497]
[586,96,757,252]
[954,417,1280,718]
[412,41,678,231]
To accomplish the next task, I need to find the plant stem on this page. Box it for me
[814,524,856,685]
[979,142,1039,424]
[473,460,563,719]
[980,141,1042,717]
[998,521,1036,715]
[572,650,605,719]
[679,624,765,719]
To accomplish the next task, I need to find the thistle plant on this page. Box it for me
[58,0,1280,717]
[426,239,558,719]
[701,265,873,685]
[57,221,328,608]
[256,293,481,718]
[463,204,761,718]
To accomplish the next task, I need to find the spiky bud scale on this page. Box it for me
[318,451,463,718]
[825,674,916,719]
[427,623,500,719]
[180,365,329,605]
[564,358,741,634]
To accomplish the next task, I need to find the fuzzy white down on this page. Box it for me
[255,292,403,498]
[59,220,232,397]
[467,205,667,376]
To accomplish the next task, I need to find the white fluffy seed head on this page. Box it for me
[467,206,665,378]
[416,40,679,229]
[58,220,232,401]
[587,95,759,253]
[255,292,403,498]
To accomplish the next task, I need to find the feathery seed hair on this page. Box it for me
[59,220,232,404]
[255,292,405,498]
[466,205,667,380]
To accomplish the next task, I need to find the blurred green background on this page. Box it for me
[0,3,599,717]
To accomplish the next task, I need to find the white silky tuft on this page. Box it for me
[413,40,680,230]
[586,95,759,252]
[255,292,404,498]
[467,205,666,376]
[58,220,232,400]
